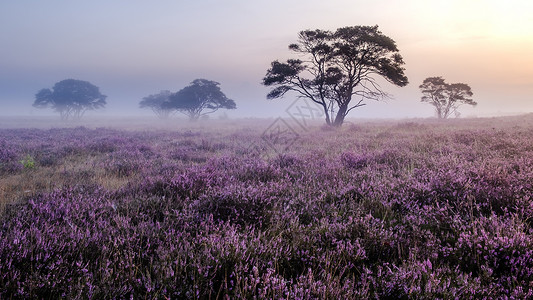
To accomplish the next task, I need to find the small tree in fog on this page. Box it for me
[262,25,408,127]
[419,77,476,119]
[33,79,106,120]
[139,90,174,119]
[164,79,236,121]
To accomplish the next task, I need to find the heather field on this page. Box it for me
[1,116,533,299]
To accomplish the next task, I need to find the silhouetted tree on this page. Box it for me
[419,77,475,119]
[164,79,236,121]
[262,25,408,127]
[33,79,106,120]
[139,90,174,119]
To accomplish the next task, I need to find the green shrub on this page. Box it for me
[19,154,36,170]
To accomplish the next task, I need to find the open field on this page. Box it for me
[1,115,533,298]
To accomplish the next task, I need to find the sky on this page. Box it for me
[1,0,532,119]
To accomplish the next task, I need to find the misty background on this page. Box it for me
[1,0,532,119]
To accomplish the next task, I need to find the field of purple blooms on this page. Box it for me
[1,116,533,298]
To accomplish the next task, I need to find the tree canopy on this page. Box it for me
[33,79,107,120]
[419,77,476,119]
[163,79,236,121]
[139,90,174,119]
[262,25,408,127]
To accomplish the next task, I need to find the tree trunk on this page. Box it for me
[60,110,69,121]
[332,104,348,127]
[436,107,443,119]
[323,107,331,126]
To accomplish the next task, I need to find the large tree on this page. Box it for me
[164,79,236,121]
[419,77,476,119]
[262,25,408,127]
[33,79,107,120]
[139,90,174,119]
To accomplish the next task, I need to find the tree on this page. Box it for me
[262,25,408,127]
[33,79,107,120]
[139,90,174,119]
[419,77,476,119]
[164,79,236,121]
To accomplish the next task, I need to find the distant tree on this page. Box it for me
[262,25,408,127]
[33,79,106,120]
[164,79,236,121]
[419,77,476,119]
[139,90,174,119]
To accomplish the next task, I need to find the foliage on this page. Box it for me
[1,117,533,298]
[19,154,35,170]
[139,90,174,119]
[420,77,476,119]
[263,25,408,127]
[164,79,236,121]
[33,79,107,121]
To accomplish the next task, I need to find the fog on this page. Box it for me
[1,1,532,121]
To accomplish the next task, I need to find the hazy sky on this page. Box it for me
[1,0,532,118]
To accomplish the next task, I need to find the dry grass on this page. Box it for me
[1,168,57,212]
[0,152,138,213]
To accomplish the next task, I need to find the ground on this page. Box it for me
[1,115,533,298]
